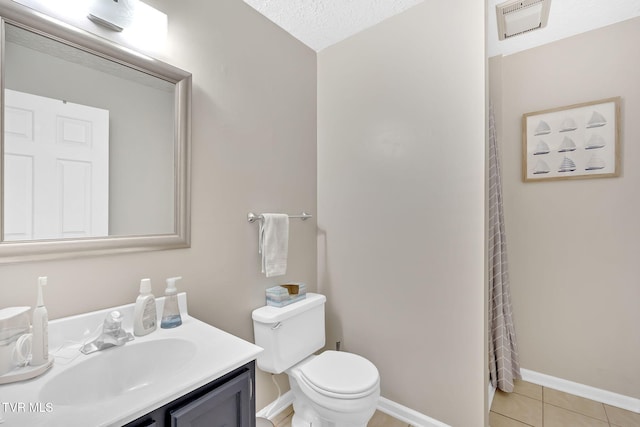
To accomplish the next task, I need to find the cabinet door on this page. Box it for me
[170,370,252,427]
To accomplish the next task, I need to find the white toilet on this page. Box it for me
[252,293,380,427]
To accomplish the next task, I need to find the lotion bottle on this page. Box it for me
[31,276,49,366]
[160,276,182,329]
[133,278,157,336]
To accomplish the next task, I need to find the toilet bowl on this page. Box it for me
[252,293,380,427]
[287,351,380,427]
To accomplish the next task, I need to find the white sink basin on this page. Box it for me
[39,338,197,405]
[0,294,263,427]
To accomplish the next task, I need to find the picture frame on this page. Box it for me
[522,97,620,182]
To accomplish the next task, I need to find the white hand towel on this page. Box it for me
[259,213,289,277]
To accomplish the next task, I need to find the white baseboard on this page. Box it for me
[488,383,496,410]
[377,396,450,427]
[521,368,640,414]
[256,392,451,427]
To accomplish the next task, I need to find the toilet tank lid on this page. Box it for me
[252,293,326,324]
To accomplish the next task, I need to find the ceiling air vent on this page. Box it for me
[496,0,551,40]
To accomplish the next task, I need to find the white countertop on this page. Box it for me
[0,293,263,426]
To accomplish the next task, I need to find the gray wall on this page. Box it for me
[1,1,491,424]
[491,17,640,399]
[317,1,487,425]
[0,0,317,411]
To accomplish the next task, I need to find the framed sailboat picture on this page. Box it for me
[522,97,620,182]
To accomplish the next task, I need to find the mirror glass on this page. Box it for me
[0,6,191,262]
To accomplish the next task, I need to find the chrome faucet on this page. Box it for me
[81,310,134,354]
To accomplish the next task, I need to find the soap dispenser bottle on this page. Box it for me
[161,276,182,329]
[133,278,157,336]
[31,276,49,366]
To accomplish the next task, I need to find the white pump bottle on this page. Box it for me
[133,278,157,336]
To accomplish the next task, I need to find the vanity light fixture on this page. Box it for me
[87,0,138,32]
[12,0,167,52]
[496,0,552,40]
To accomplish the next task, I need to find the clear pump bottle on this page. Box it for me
[161,276,182,329]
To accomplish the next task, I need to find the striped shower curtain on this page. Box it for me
[488,103,521,392]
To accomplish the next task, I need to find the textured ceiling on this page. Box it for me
[245,0,640,56]
[488,0,640,57]
[243,0,423,52]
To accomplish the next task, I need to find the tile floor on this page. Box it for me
[272,405,411,427]
[490,380,640,427]
[269,381,640,427]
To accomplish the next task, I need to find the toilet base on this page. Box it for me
[290,401,369,427]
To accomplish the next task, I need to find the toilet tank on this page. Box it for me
[252,293,326,374]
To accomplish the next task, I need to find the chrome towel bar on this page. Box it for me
[247,212,313,223]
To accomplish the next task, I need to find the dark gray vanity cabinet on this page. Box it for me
[124,361,256,427]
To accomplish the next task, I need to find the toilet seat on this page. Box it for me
[297,351,379,399]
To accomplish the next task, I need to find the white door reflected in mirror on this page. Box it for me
[4,89,109,241]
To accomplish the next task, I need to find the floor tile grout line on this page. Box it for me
[601,401,612,426]
[542,386,621,426]
[492,382,640,427]
[494,381,640,427]
[490,390,543,425]
[544,401,613,423]
[542,386,545,425]
[602,403,619,426]
[489,410,536,426]
[512,390,543,402]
